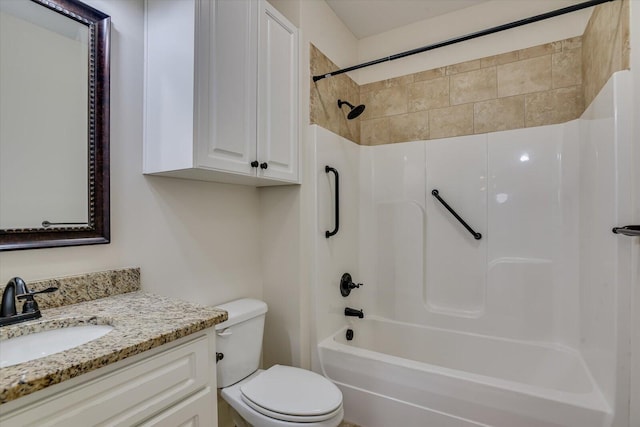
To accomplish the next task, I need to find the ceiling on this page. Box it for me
[325,0,492,39]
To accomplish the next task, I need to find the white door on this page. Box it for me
[199,0,258,175]
[257,1,299,183]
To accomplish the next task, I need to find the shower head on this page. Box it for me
[338,99,366,120]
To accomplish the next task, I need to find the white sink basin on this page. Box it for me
[0,325,113,368]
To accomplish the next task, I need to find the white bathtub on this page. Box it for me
[318,317,611,427]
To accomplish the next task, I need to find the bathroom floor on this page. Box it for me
[340,422,361,427]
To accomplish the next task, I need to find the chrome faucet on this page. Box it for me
[0,277,58,327]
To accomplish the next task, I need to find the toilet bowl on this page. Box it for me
[222,368,344,427]
[215,299,343,427]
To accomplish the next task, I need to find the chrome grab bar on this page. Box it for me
[612,225,640,237]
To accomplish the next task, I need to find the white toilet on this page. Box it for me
[215,299,344,427]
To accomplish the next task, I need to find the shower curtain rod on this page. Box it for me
[312,0,614,82]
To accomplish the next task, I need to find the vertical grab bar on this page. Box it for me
[325,166,339,238]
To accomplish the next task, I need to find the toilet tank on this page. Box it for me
[214,298,268,388]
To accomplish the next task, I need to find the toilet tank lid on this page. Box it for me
[214,298,268,330]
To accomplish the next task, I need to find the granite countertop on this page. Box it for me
[0,291,227,404]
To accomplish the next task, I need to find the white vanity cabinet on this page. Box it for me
[0,331,218,427]
[144,0,299,186]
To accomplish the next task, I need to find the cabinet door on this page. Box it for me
[198,0,258,175]
[257,2,299,183]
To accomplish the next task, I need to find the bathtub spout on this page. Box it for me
[345,307,364,318]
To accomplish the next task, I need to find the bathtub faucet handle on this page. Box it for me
[340,273,364,297]
[344,307,364,319]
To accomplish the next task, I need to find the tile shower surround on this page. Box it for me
[310,0,629,146]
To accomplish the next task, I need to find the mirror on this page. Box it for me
[0,0,110,251]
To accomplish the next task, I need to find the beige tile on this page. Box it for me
[408,76,449,112]
[450,67,497,105]
[497,56,552,97]
[360,86,408,120]
[525,86,583,127]
[518,42,561,60]
[389,110,429,143]
[310,82,341,137]
[339,422,362,427]
[480,51,519,68]
[612,0,630,72]
[429,104,474,139]
[446,59,480,75]
[414,67,446,82]
[621,0,630,69]
[361,117,390,146]
[610,26,623,79]
[360,80,387,94]
[310,44,361,144]
[552,47,582,88]
[360,74,414,94]
[474,96,525,134]
[562,36,582,51]
[388,74,414,88]
[310,44,340,83]
[582,0,624,107]
[340,81,362,143]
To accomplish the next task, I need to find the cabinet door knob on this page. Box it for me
[250,161,259,168]
[260,162,268,169]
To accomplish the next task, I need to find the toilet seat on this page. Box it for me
[240,365,343,423]
[241,395,343,423]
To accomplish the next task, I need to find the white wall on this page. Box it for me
[0,0,262,307]
[299,0,358,70]
[260,186,302,368]
[258,0,361,374]
[355,0,592,84]
[260,0,361,373]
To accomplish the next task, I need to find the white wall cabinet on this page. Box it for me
[0,332,217,427]
[144,0,299,186]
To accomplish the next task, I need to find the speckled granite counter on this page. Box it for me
[0,291,227,404]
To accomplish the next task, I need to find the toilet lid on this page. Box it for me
[240,365,342,422]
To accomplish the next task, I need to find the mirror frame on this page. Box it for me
[0,0,110,251]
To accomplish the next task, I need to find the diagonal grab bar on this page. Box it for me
[431,189,482,240]
[325,166,339,238]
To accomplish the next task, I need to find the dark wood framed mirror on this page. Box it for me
[0,0,110,251]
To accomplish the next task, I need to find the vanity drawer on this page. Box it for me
[0,335,211,427]
[139,387,214,426]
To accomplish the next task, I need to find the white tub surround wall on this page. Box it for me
[310,71,633,426]
[357,123,580,345]
[630,2,640,426]
[579,71,634,427]
[312,128,362,348]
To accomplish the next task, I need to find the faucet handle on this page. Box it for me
[340,273,364,297]
[16,286,59,299]
[17,287,58,314]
